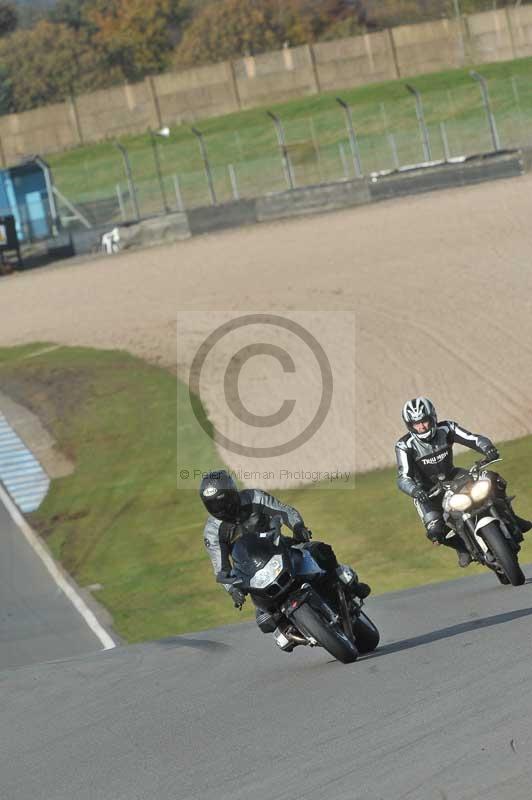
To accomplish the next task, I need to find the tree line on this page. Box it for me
[0,0,514,114]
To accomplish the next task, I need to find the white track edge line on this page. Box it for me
[0,482,116,651]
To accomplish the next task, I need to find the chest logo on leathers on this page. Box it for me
[420,450,449,465]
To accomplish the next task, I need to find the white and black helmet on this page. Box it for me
[402,397,437,442]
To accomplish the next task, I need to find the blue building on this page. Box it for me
[0,158,58,243]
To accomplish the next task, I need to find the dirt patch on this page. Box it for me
[0,366,91,467]
[0,388,74,479]
[1,175,531,486]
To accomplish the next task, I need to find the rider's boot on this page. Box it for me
[336,565,371,599]
[458,551,472,568]
[508,506,532,535]
[441,537,472,567]
[496,496,531,537]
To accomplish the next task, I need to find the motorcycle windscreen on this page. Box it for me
[232,532,283,577]
[290,547,325,578]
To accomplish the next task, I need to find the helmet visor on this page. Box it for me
[204,491,240,521]
[411,417,432,434]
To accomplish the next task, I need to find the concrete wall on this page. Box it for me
[233,45,319,108]
[152,63,239,125]
[75,81,159,144]
[392,18,466,75]
[3,5,532,166]
[312,31,399,90]
[465,9,516,63]
[510,4,532,58]
[0,102,80,164]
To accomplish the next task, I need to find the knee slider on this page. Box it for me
[426,514,446,541]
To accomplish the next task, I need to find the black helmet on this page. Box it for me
[199,470,240,521]
[402,397,438,442]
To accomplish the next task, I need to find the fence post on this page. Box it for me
[504,6,517,61]
[267,111,295,190]
[336,97,363,177]
[116,184,127,221]
[439,122,451,161]
[114,141,140,221]
[405,84,432,162]
[338,143,350,180]
[68,94,84,146]
[150,128,170,214]
[228,164,240,200]
[470,71,501,151]
[146,76,163,131]
[191,127,217,205]
[307,44,321,95]
[388,133,400,170]
[309,117,324,183]
[226,60,242,111]
[387,28,401,79]
[173,175,185,212]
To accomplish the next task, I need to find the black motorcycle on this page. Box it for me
[429,458,525,586]
[218,530,379,664]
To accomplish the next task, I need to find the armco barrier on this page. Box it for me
[68,149,526,258]
[256,179,371,222]
[187,199,257,235]
[369,151,523,202]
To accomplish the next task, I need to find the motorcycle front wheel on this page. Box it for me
[352,611,380,653]
[291,603,358,664]
[480,522,525,587]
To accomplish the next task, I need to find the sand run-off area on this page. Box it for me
[1,175,531,487]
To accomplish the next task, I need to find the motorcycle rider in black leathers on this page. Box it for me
[200,469,371,652]
[396,397,531,567]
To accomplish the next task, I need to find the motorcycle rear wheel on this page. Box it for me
[480,522,525,587]
[291,603,358,664]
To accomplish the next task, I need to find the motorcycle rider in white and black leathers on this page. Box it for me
[200,470,370,650]
[396,397,531,567]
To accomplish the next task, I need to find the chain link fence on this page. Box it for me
[47,72,532,230]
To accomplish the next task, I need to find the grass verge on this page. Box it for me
[1,343,531,642]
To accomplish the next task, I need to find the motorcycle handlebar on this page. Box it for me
[216,573,243,586]
[470,457,501,474]
[427,457,502,496]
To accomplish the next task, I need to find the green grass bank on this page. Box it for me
[1,344,531,643]
[47,56,532,219]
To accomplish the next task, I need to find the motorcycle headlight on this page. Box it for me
[250,555,284,589]
[449,493,473,512]
[470,479,491,503]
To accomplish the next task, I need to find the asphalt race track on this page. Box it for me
[0,500,104,670]
[2,569,532,800]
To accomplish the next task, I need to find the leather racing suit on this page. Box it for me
[395,420,500,551]
[203,489,339,633]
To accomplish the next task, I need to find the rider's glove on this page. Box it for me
[412,486,430,505]
[483,445,499,462]
[293,522,312,543]
[228,585,246,609]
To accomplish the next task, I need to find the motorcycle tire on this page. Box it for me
[480,522,525,587]
[291,603,358,664]
[352,611,380,653]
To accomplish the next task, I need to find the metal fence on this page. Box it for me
[48,71,532,229]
